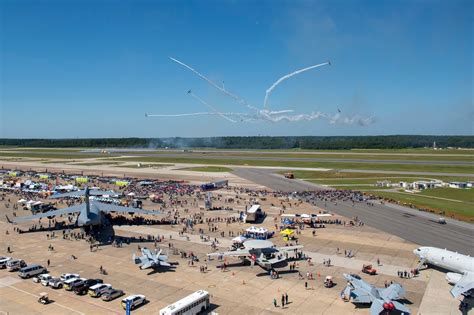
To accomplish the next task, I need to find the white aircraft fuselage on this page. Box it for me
[414,246,474,297]
[414,247,474,274]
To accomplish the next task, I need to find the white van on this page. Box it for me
[6,259,26,272]
[0,256,12,269]
[18,264,46,279]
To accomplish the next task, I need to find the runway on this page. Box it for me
[6,150,473,166]
[233,168,474,255]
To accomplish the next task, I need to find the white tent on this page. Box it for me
[232,235,247,243]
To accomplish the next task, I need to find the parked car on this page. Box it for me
[48,277,64,289]
[0,256,12,269]
[6,259,27,272]
[362,264,377,275]
[121,295,146,310]
[101,288,124,301]
[33,273,51,283]
[64,278,87,291]
[40,274,53,286]
[60,273,79,282]
[74,279,103,295]
[88,283,112,297]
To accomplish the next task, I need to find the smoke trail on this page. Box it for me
[170,57,259,111]
[264,61,330,109]
[146,112,219,117]
[188,92,237,123]
[328,113,375,126]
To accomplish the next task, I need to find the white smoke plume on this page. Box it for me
[188,91,237,123]
[146,58,374,126]
[169,57,259,111]
[263,61,330,109]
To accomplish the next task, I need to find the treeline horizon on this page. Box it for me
[0,135,473,150]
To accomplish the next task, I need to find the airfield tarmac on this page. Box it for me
[0,159,467,314]
[0,190,426,315]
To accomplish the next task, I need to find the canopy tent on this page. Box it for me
[280,228,295,236]
[244,226,272,240]
[232,235,247,243]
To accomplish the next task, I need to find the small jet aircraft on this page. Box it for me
[341,273,410,315]
[414,246,474,298]
[8,187,163,228]
[133,247,171,270]
[207,239,303,271]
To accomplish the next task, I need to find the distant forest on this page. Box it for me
[0,136,473,150]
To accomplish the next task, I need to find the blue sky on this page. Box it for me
[1,0,472,138]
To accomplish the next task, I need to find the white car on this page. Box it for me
[0,256,12,269]
[33,273,51,284]
[48,277,64,289]
[40,274,53,286]
[60,273,79,282]
[88,283,112,297]
[121,294,146,310]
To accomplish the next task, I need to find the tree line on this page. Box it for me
[0,135,472,150]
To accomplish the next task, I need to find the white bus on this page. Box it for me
[159,290,210,315]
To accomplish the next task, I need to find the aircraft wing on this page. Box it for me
[277,245,304,252]
[159,260,171,267]
[451,272,474,298]
[391,300,411,314]
[207,249,251,257]
[350,288,372,303]
[140,260,154,270]
[380,283,405,300]
[93,201,162,216]
[369,299,384,315]
[50,190,117,199]
[12,204,83,223]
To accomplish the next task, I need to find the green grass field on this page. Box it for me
[293,170,474,220]
[366,190,474,221]
[180,166,233,172]
[0,152,101,159]
[116,163,174,168]
[74,161,122,166]
[110,156,473,174]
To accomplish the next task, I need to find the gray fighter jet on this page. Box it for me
[207,239,303,271]
[9,186,162,227]
[133,247,171,270]
[341,273,410,315]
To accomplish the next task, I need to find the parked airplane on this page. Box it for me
[8,187,163,228]
[341,273,410,315]
[133,247,171,270]
[207,239,303,271]
[413,246,474,298]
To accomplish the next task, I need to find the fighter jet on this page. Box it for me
[133,247,171,270]
[8,186,163,228]
[207,239,303,271]
[414,246,474,298]
[341,273,410,315]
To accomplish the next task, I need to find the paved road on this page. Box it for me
[233,168,474,255]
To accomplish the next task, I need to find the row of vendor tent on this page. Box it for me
[280,213,333,226]
[243,226,274,240]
